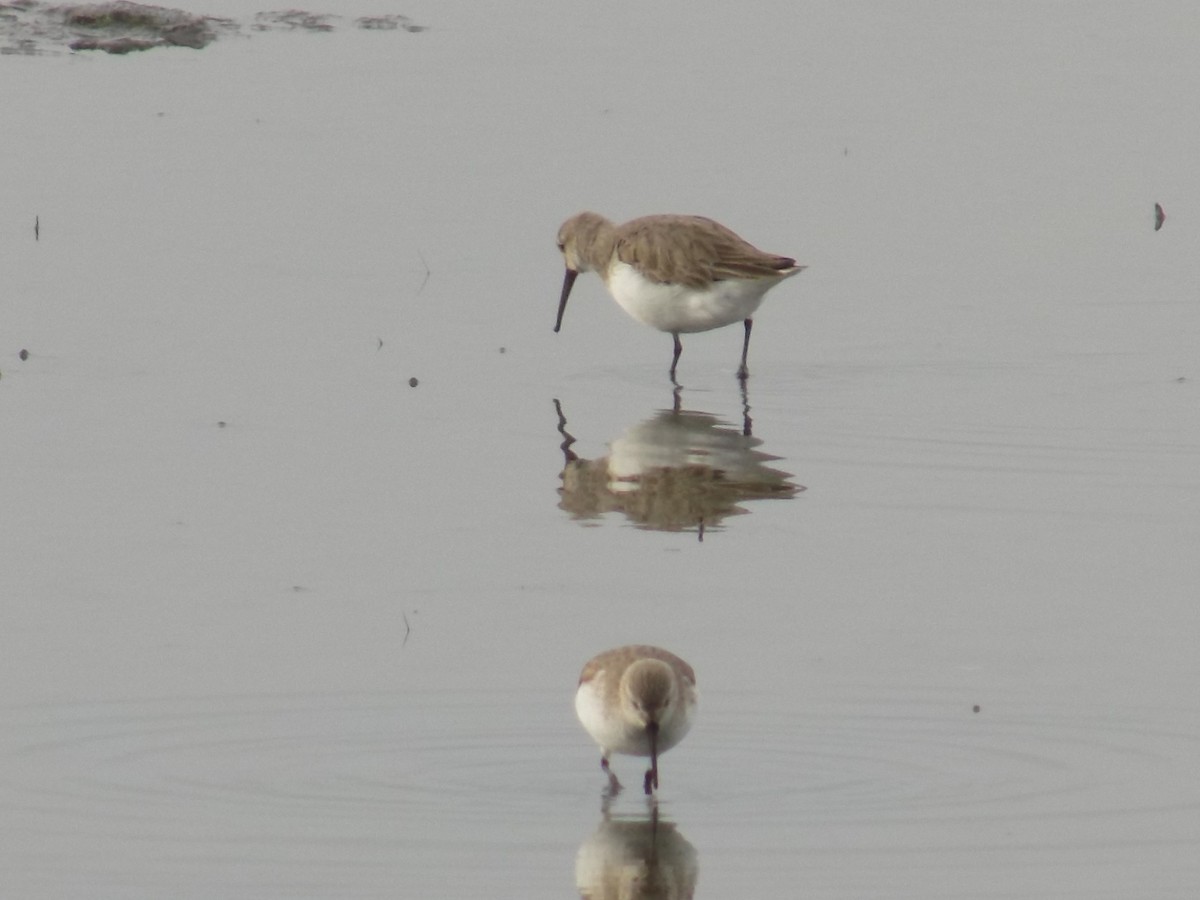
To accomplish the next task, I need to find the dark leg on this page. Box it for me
[642,756,659,795]
[739,378,752,436]
[553,399,578,464]
[737,318,753,380]
[669,333,683,382]
[601,757,622,794]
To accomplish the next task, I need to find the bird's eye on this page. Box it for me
[556,242,565,252]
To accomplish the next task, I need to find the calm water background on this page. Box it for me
[3,2,1200,897]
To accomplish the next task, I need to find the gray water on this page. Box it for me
[3,2,1200,897]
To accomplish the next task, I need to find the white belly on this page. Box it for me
[575,677,695,758]
[605,261,774,334]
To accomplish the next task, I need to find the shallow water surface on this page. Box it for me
[3,1,1200,897]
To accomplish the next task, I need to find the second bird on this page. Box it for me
[575,644,697,796]
[555,211,804,381]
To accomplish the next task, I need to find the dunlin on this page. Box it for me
[575,644,697,795]
[555,212,804,380]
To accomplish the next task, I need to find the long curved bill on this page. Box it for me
[554,268,578,333]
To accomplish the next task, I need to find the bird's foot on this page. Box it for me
[602,758,622,796]
[642,767,659,796]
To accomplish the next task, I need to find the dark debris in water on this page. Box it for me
[70,33,169,52]
[253,10,427,34]
[357,14,425,33]
[78,2,229,52]
[0,1,427,54]
[253,10,334,32]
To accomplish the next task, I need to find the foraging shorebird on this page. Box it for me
[555,212,804,381]
[575,644,697,795]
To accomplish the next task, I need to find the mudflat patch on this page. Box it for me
[0,1,426,54]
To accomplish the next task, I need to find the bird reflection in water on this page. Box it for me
[553,387,801,539]
[576,803,699,900]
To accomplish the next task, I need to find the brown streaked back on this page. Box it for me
[578,644,696,688]
[614,215,802,289]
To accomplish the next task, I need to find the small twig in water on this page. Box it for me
[416,249,431,295]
